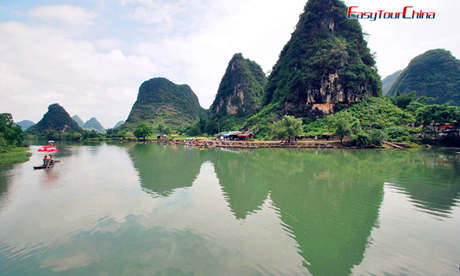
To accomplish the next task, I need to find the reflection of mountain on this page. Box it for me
[128,144,207,197]
[211,148,460,275]
[270,151,383,275]
[213,151,269,220]
[254,150,384,276]
[382,150,460,217]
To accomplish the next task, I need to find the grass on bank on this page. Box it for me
[0,147,31,165]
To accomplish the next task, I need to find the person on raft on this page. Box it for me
[42,155,49,166]
[42,154,54,167]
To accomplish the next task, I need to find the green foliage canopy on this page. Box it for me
[272,115,303,140]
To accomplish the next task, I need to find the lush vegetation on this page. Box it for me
[272,115,303,140]
[134,123,153,139]
[0,147,31,165]
[0,113,30,165]
[261,0,380,118]
[388,49,460,105]
[304,97,415,137]
[28,104,83,135]
[209,53,266,125]
[123,77,202,131]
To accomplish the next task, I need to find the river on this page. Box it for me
[0,143,459,275]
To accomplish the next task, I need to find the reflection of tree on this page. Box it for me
[212,151,269,220]
[0,167,11,209]
[128,144,207,197]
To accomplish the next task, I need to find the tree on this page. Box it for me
[334,117,352,144]
[393,91,416,109]
[0,113,25,147]
[416,104,460,137]
[157,123,170,135]
[134,123,153,139]
[272,115,303,141]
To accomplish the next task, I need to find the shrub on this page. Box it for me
[351,132,370,147]
[369,129,386,145]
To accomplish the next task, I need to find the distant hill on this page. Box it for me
[124,77,202,130]
[382,70,401,95]
[113,121,124,129]
[388,49,460,105]
[16,120,35,131]
[210,53,266,118]
[28,104,83,134]
[83,117,105,133]
[72,115,85,128]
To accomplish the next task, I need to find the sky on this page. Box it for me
[1,0,459,128]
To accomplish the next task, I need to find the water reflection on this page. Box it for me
[127,144,210,197]
[212,149,384,275]
[213,150,270,220]
[0,144,459,276]
[382,150,460,217]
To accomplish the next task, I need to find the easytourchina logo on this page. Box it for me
[347,6,436,21]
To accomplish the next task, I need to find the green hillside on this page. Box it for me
[209,53,266,130]
[124,77,202,130]
[28,104,83,135]
[388,49,460,105]
[261,0,380,119]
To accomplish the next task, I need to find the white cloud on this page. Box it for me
[0,22,156,128]
[29,5,97,26]
[131,0,306,107]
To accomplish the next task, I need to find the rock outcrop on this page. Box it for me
[210,53,266,118]
[263,0,380,119]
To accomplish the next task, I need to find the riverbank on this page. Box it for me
[148,138,417,150]
[0,147,31,165]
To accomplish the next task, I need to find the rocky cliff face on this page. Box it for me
[83,117,105,133]
[125,77,202,130]
[388,49,460,105]
[263,0,380,119]
[28,104,83,134]
[210,53,266,118]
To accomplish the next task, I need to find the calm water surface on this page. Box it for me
[0,143,459,275]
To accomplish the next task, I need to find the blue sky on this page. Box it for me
[1,0,459,128]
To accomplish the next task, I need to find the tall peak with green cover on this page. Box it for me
[264,0,380,118]
[388,49,460,105]
[125,77,202,130]
[210,53,266,118]
[28,103,83,134]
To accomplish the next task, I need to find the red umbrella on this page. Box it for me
[37,146,59,152]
